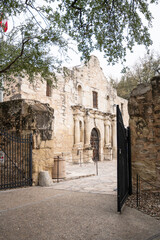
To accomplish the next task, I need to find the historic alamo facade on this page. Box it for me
[4,56,129,164]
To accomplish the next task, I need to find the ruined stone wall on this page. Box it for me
[128,76,160,185]
[0,99,54,185]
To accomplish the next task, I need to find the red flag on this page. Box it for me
[0,16,8,32]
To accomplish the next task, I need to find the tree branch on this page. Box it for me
[71,0,81,10]
[0,38,30,74]
[71,0,83,27]
[25,0,49,26]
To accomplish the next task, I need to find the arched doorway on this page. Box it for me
[90,128,99,161]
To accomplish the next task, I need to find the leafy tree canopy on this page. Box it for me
[110,52,160,99]
[0,0,158,83]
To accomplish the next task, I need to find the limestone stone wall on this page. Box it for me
[0,99,54,185]
[4,56,129,162]
[128,76,160,185]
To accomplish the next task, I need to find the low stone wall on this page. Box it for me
[128,76,160,185]
[0,99,54,185]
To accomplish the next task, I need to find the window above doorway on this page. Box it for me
[46,81,52,97]
[93,91,98,109]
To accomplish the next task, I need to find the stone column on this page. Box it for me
[104,119,112,161]
[83,111,92,163]
[74,116,80,145]
[104,120,111,146]
[84,115,91,147]
[112,117,117,159]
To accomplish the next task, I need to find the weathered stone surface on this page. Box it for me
[3,56,129,164]
[128,76,160,185]
[131,83,151,96]
[0,99,54,185]
[39,171,53,186]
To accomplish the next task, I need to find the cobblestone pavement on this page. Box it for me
[51,160,117,195]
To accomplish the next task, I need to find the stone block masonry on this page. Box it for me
[128,76,160,185]
[0,99,54,185]
[3,56,129,164]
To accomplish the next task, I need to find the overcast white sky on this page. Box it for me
[63,2,160,81]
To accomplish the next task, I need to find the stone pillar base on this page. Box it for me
[39,171,53,187]
[104,145,112,161]
[83,146,93,163]
[72,147,83,164]
[112,147,117,160]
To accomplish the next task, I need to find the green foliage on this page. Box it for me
[60,0,158,62]
[110,52,160,99]
[0,0,67,83]
[0,0,158,83]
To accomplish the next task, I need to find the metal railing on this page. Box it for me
[0,130,32,190]
[127,174,160,220]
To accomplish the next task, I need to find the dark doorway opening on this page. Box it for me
[90,128,99,161]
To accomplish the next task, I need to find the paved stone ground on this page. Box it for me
[52,160,117,195]
[0,160,160,240]
[0,187,160,240]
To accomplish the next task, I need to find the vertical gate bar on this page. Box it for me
[9,132,11,188]
[26,134,28,185]
[19,135,21,187]
[137,174,139,207]
[21,135,23,186]
[11,132,13,188]
[22,136,23,186]
[26,135,28,185]
[139,175,141,207]
[6,132,8,188]
[26,135,28,184]
[0,131,2,188]
[127,127,132,195]
[17,134,20,187]
[2,131,4,188]
[13,132,15,188]
[27,134,29,185]
[10,132,12,188]
[17,135,18,187]
[29,134,32,186]
[15,134,17,187]
[23,135,25,186]
[17,135,19,187]
[0,131,2,189]
[3,132,5,188]
[25,135,27,186]
[13,133,15,187]
[21,135,23,187]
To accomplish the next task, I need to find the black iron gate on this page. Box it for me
[0,130,32,190]
[117,105,132,212]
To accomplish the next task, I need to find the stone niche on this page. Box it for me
[128,76,160,185]
[0,99,54,185]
